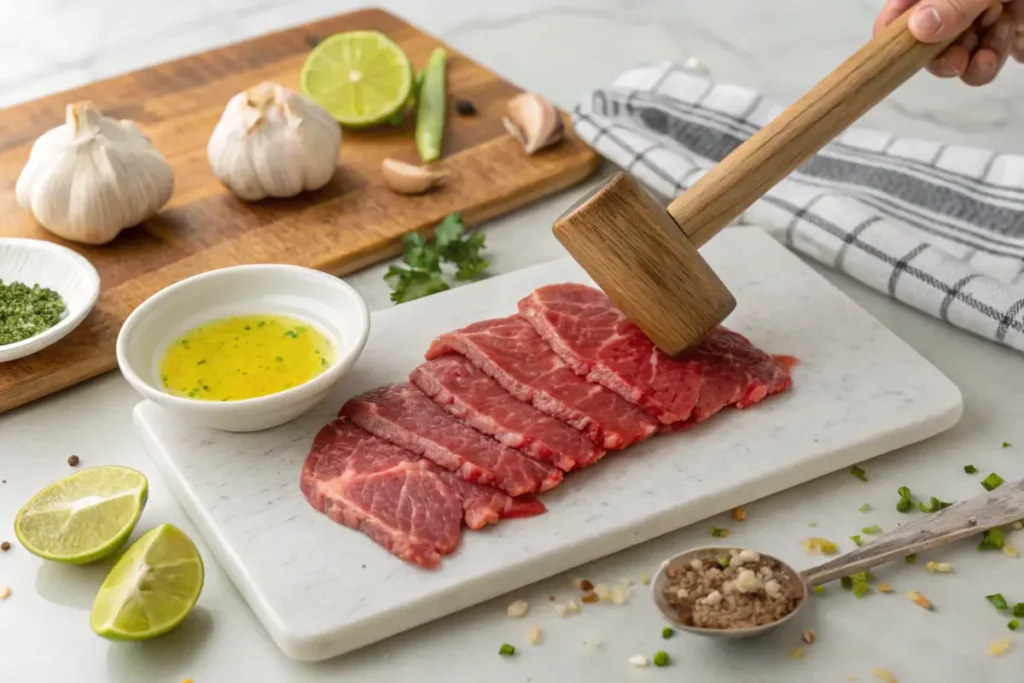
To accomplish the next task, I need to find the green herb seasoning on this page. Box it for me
[0,279,65,346]
[896,486,914,513]
[1012,604,1024,618]
[710,526,729,538]
[861,525,882,535]
[1002,442,1011,448]
[385,213,490,304]
[964,465,977,474]
[812,585,826,595]
[919,497,953,513]
[850,535,864,547]
[661,627,675,639]
[717,554,731,568]
[982,473,1004,491]
[858,503,871,513]
[905,554,917,564]
[850,465,868,482]
[498,643,515,656]
[987,593,1009,611]
[980,528,1005,551]
[652,651,670,667]
[1009,619,1020,631]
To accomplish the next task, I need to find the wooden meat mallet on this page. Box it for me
[554,9,956,356]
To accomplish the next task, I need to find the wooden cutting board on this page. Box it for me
[0,8,599,413]
[133,228,962,661]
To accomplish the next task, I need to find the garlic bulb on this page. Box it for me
[15,101,174,245]
[207,82,341,201]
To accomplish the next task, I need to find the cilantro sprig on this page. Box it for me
[384,213,490,303]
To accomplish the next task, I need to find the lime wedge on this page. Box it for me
[90,524,204,641]
[300,30,414,127]
[14,466,148,564]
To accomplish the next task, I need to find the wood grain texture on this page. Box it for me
[802,478,1024,586]
[667,10,952,248]
[0,8,600,413]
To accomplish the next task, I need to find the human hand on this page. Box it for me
[874,0,1024,85]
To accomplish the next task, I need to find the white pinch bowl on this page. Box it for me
[116,264,370,432]
[0,238,100,363]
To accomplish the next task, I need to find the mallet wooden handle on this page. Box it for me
[668,10,954,249]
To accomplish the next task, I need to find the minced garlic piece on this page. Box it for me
[610,586,626,604]
[989,637,1011,655]
[926,561,953,573]
[552,603,568,617]
[628,654,648,667]
[1004,545,1019,558]
[526,626,542,645]
[873,669,897,682]
[507,600,528,618]
[594,583,611,601]
[0,585,9,600]
[565,600,580,613]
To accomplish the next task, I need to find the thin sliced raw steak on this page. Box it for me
[300,419,544,569]
[411,355,606,472]
[425,315,659,449]
[342,383,563,496]
[519,284,791,424]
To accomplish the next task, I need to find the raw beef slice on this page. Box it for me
[411,355,606,472]
[425,315,660,450]
[342,383,563,497]
[301,418,544,569]
[519,284,792,424]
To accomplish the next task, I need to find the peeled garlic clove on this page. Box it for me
[207,82,341,201]
[502,93,564,155]
[381,158,446,195]
[15,101,174,245]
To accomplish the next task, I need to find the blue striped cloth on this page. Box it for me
[573,60,1024,354]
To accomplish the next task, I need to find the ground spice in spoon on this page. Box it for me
[662,548,803,629]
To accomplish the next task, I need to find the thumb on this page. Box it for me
[908,0,993,41]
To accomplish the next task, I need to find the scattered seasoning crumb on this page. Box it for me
[732,507,747,521]
[808,521,817,527]
[989,637,1011,656]
[802,629,816,644]
[710,526,729,538]
[454,99,478,116]
[1009,619,1020,631]
[507,600,528,618]
[526,626,542,645]
[594,583,612,601]
[498,643,515,656]
[581,592,599,604]
[628,654,648,667]
[0,585,9,599]
[987,593,1009,610]
[1011,521,1024,531]
[925,561,953,573]
[812,585,826,595]
[0,541,10,551]
[652,650,669,667]
[1003,442,1012,448]
[801,538,840,555]
[548,595,556,601]
[873,669,898,683]
[565,600,579,613]
[640,571,650,585]
[610,586,626,604]
[980,528,1005,550]
[859,503,871,513]
[862,525,882,535]
[1010,545,1024,559]
[850,535,864,547]
[964,465,977,474]
[661,627,675,639]
[579,579,594,592]
[67,454,80,467]
[552,603,568,617]
[851,465,868,482]
[906,590,932,610]
[877,583,893,593]
[982,473,1004,491]
[790,647,805,659]
[905,554,917,564]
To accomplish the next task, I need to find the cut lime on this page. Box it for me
[90,523,204,641]
[300,30,414,127]
[14,466,148,564]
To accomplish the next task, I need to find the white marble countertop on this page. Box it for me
[2,1,1023,681]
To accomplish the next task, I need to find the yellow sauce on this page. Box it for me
[159,314,334,402]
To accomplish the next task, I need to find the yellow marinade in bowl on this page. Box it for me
[158,314,335,402]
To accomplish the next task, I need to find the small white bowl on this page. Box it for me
[116,264,370,432]
[0,238,101,363]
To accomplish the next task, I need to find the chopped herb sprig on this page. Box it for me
[850,465,868,482]
[385,213,490,304]
[982,473,1004,491]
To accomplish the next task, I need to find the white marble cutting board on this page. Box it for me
[133,227,962,662]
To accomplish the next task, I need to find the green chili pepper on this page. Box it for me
[416,48,447,162]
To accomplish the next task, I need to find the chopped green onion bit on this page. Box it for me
[498,643,515,656]
[718,554,731,568]
[982,473,1004,491]
[661,627,675,639]
[1013,604,1024,618]
[980,528,1005,551]
[859,503,871,513]
[987,593,1009,611]
[840,576,853,589]
[964,465,977,474]
[896,486,914,513]
[653,651,670,667]
[1010,619,1020,631]
[850,535,864,547]
[710,526,729,538]
[919,497,953,513]
[905,554,917,564]
[812,585,826,595]
[861,525,882,535]
[850,465,868,482]
[1003,442,1012,448]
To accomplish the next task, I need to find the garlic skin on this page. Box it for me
[207,82,341,201]
[16,101,174,245]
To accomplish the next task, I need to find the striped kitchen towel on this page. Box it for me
[573,60,1024,354]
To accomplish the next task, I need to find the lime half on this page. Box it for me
[300,30,414,127]
[90,524,204,641]
[14,466,148,564]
